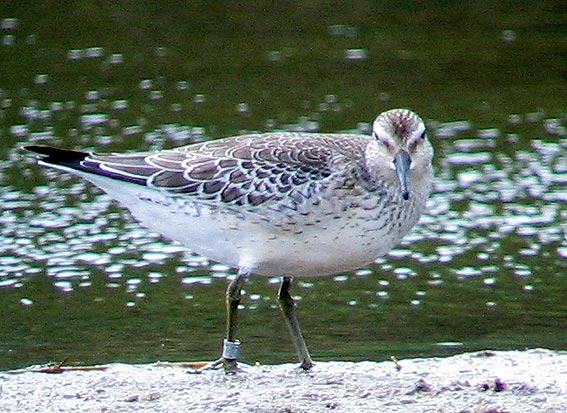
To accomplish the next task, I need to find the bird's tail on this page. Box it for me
[24,145,89,169]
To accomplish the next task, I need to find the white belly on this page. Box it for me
[81,173,421,277]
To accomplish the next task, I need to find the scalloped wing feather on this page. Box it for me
[81,133,369,208]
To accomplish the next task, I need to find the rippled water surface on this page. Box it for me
[1,3,566,370]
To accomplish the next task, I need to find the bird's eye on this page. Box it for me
[419,130,426,140]
[373,131,393,150]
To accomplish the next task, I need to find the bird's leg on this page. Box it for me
[194,271,248,374]
[222,270,248,371]
[278,276,314,370]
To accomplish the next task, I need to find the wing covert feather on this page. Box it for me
[83,133,370,208]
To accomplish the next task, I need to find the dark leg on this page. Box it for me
[278,276,314,370]
[195,271,248,374]
[222,270,248,372]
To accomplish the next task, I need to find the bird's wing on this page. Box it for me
[27,133,370,209]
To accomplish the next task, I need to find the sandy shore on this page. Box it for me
[1,349,566,413]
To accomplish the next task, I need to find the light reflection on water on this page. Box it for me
[1,8,567,370]
[2,113,565,297]
[2,109,567,368]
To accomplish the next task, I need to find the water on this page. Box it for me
[1,4,566,370]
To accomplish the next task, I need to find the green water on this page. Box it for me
[0,2,566,370]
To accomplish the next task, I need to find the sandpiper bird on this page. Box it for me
[25,108,433,373]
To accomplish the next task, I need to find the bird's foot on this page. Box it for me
[188,339,242,375]
[188,357,237,374]
[299,358,314,370]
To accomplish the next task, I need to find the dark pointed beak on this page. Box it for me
[393,149,411,200]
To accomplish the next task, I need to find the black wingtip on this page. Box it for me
[24,145,89,167]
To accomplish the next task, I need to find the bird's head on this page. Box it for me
[370,109,433,200]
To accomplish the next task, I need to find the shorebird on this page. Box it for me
[25,108,434,373]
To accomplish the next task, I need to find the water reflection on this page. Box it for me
[1,6,566,370]
[2,105,565,368]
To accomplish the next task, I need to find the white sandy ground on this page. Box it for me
[1,349,566,413]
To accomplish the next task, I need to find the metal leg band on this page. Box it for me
[222,339,241,360]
